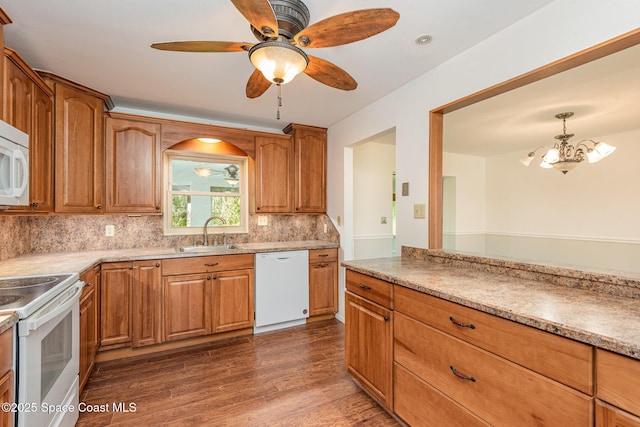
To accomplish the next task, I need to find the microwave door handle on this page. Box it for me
[19,282,84,336]
[13,149,28,197]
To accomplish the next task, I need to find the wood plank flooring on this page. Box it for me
[77,319,401,426]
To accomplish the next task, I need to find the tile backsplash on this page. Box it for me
[0,214,338,260]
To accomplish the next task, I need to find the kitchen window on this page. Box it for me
[164,151,248,236]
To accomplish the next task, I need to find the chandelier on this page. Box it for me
[521,112,616,174]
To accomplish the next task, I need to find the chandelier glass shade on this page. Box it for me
[249,40,309,85]
[521,112,616,174]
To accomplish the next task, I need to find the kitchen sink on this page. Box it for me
[176,245,240,253]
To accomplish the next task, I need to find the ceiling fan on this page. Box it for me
[151,0,400,99]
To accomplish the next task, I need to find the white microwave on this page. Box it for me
[0,119,29,209]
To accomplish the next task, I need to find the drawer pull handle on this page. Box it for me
[450,365,476,382]
[450,316,475,329]
[358,283,372,291]
[317,263,328,268]
[318,254,329,257]
[204,262,219,267]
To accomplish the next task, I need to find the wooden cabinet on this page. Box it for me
[284,123,327,213]
[597,349,640,425]
[163,273,211,341]
[0,325,14,427]
[100,260,162,349]
[212,269,254,333]
[79,265,99,391]
[3,48,54,212]
[42,73,111,213]
[254,135,294,213]
[308,248,338,317]
[105,115,162,213]
[162,254,254,341]
[393,284,593,426]
[345,270,393,409]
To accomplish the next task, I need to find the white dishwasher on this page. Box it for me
[254,250,309,334]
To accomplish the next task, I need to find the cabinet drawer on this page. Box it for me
[597,349,640,416]
[346,270,392,309]
[162,254,254,276]
[394,362,489,427]
[394,285,593,394]
[394,312,593,426]
[309,248,337,263]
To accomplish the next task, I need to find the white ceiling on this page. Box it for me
[1,0,553,130]
[444,42,640,157]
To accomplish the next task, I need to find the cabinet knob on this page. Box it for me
[128,266,134,270]
[30,202,39,208]
[384,315,390,321]
[256,207,261,211]
[96,204,102,210]
[155,263,160,268]
[155,206,160,210]
[207,276,211,281]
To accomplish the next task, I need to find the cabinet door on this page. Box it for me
[132,261,162,347]
[212,269,254,333]
[29,86,54,212]
[309,261,338,316]
[254,135,294,213]
[0,370,14,427]
[3,57,32,134]
[79,284,96,391]
[345,291,393,408]
[164,274,211,341]
[100,263,132,347]
[105,117,162,213]
[293,126,326,213]
[596,401,640,427]
[54,83,104,213]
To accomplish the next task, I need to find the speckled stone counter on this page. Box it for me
[0,313,18,334]
[0,240,338,278]
[342,249,640,360]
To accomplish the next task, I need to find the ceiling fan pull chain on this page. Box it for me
[276,83,282,120]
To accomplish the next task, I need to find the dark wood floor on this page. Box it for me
[77,319,401,426]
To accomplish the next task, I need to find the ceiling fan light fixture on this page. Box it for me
[249,40,309,85]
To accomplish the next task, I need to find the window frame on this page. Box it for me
[163,150,249,236]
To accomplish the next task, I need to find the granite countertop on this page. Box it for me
[342,255,640,360]
[0,240,338,278]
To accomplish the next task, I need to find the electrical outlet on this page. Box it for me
[258,215,268,226]
[381,217,387,224]
[105,224,115,237]
[402,182,409,196]
[413,203,426,219]
[323,224,328,233]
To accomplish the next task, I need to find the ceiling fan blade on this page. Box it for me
[304,55,357,91]
[231,0,279,38]
[246,69,272,98]
[151,41,251,53]
[294,8,399,48]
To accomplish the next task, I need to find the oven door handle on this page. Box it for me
[19,281,84,336]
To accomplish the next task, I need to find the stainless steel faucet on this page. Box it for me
[203,216,226,246]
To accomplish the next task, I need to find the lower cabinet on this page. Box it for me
[344,270,393,409]
[308,248,338,317]
[100,260,161,349]
[0,325,14,427]
[162,254,255,341]
[596,349,640,426]
[79,265,100,391]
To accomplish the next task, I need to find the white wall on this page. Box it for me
[327,1,640,313]
[353,141,396,259]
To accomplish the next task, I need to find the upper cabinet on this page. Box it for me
[284,124,327,213]
[3,48,54,212]
[254,135,295,213]
[41,73,112,213]
[105,114,162,214]
[254,124,327,214]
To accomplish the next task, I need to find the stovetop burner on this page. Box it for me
[0,273,78,318]
[0,295,25,306]
[0,275,62,289]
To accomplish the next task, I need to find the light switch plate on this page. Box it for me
[402,182,409,196]
[413,203,426,219]
[258,215,268,226]
[105,224,115,237]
